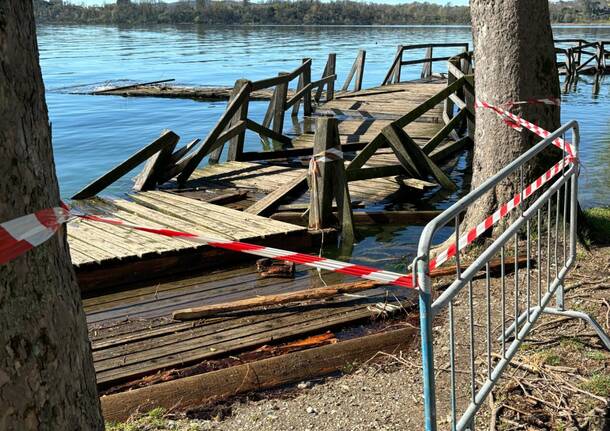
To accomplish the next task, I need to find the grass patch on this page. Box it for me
[106,408,183,431]
[586,350,609,361]
[583,207,610,245]
[581,373,610,397]
[559,337,586,351]
[542,353,562,366]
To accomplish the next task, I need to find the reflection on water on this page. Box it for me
[37,24,610,268]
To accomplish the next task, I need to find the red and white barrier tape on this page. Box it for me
[0,99,575,289]
[475,99,575,157]
[0,205,70,265]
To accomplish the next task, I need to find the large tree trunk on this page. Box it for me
[463,0,560,229]
[0,2,104,430]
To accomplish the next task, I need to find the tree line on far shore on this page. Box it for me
[34,0,610,26]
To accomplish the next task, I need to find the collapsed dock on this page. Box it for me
[66,43,480,419]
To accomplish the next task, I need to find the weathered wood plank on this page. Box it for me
[72,130,179,199]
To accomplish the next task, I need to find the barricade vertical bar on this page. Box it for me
[514,234,519,340]
[526,219,531,323]
[468,280,475,402]
[501,246,506,356]
[417,254,437,431]
[554,190,560,280]
[537,209,542,306]
[485,262,491,377]
[547,199,552,292]
[449,301,457,431]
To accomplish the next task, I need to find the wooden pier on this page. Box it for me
[67,44,477,404]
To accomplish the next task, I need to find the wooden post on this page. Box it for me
[393,45,403,84]
[326,53,336,101]
[227,79,250,161]
[443,58,457,125]
[354,50,365,92]
[308,117,354,240]
[303,59,313,116]
[209,79,249,164]
[341,50,366,92]
[316,54,336,102]
[421,46,433,79]
[292,58,312,117]
[272,73,289,135]
[461,56,476,140]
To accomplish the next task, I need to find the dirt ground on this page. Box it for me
[108,245,610,431]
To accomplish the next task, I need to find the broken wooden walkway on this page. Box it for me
[67,44,477,400]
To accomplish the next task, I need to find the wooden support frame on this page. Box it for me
[383,124,457,192]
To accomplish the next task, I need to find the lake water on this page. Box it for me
[38,25,610,268]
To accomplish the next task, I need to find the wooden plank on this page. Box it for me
[133,132,180,191]
[245,119,292,146]
[100,327,417,422]
[422,108,466,155]
[72,130,179,199]
[244,172,308,216]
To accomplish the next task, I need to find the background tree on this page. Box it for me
[462,0,561,229]
[0,2,104,429]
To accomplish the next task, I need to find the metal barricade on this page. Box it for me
[414,120,610,431]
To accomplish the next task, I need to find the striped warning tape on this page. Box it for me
[475,99,575,157]
[0,205,70,265]
[0,100,575,289]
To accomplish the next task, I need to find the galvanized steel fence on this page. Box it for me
[414,121,610,430]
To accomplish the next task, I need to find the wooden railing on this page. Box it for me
[382,43,469,85]
[555,39,609,75]
[71,48,473,202]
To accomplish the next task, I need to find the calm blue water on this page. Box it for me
[38,25,610,267]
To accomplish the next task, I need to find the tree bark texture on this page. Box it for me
[0,2,104,430]
[464,0,560,230]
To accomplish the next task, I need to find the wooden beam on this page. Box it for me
[173,280,380,320]
[384,124,457,192]
[345,164,406,182]
[422,109,466,155]
[246,119,292,146]
[272,210,443,226]
[72,130,180,200]
[393,76,467,128]
[169,138,200,165]
[171,255,529,320]
[133,132,180,191]
[382,125,422,178]
[244,172,308,216]
[239,141,369,162]
[177,82,252,184]
[100,327,417,422]
[429,136,473,163]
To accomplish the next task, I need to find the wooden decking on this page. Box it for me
[68,192,308,291]
[70,79,455,387]
[86,263,416,387]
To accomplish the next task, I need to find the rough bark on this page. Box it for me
[463,0,560,230]
[0,2,104,430]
